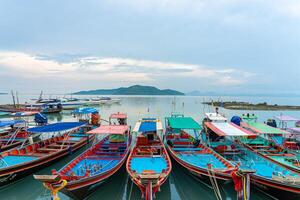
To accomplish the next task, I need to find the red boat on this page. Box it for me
[0,122,93,186]
[165,114,235,185]
[127,118,172,200]
[34,113,131,200]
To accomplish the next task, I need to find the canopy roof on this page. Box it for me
[88,125,128,134]
[72,107,98,115]
[241,122,288,135]
[166,117,201,130]
[205,122,255,136]
[110,112,127,119]
[0,120,25,128]
[28,122,86,133]
[205,113,227,122]
[274,115,299,122]
[133,118,163,132]
[288,127,300,134]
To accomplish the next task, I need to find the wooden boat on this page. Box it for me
[165,114,235,185]
[0,119,34,152]
[273,115,300,151]
[238,115,300,173]
[0,122,93,187]
[204,117,300,200]
[0,104,40,113]
[34,113,131,200]
[127,118,171,200]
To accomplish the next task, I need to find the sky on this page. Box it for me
[0,0,299,94]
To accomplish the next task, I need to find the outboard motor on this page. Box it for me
[231,116,242,126]
[34,113,48,125]
[267,119,277,128]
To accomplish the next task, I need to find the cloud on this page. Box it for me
[0,51,254,90]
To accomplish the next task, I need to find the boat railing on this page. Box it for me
[6,127,22,145]
[0,157,8,168]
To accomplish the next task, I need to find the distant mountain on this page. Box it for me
[73,85,184,96]
[0,93,7,95]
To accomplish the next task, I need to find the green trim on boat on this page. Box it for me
[246,122,286,134]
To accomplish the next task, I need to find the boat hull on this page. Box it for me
[0,135,93,187]
[60,160,128,200]
[251,175,300,200]
[166,146,232,183]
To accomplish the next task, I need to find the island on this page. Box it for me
[73,85,185,96]
[203,101,300,110]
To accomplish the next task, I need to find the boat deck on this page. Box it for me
[130,157,167,174]
[60,138,127,178]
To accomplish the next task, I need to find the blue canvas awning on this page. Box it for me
[139,122,157,132]
[133,119,163,133]
[0,120,25,128]
[27,122,86,133]
[72,107,98,115]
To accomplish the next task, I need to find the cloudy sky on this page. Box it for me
[0,0,299,94]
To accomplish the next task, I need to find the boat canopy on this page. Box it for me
[288,127,300,134]
[242,122,288,135]
[205,113,227,122]
[274,115,299,122]
[166,117,201,130]
[87,125,128,135]
[110,112,127,119]
[72,107,98,115]
[205,122,255,136]
[28,122,86,133]
[133,118,163,132]
[0,120,25,127]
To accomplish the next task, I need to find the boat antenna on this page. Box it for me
[39,90,43,100]
[171,96,176,113]
[11,90,16,108]
[16,91,20,107]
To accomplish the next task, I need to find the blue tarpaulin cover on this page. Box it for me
[28,122,86,133]
[0,120,25,128]
[139,122,157,132]
[72,107,98,115]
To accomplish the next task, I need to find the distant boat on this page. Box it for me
[34,113,131,199]
[127,118,171,200]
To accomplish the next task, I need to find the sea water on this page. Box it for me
[1,94,300,200]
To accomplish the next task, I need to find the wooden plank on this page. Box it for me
[33,174,61,183]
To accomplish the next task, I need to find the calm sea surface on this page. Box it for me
[1,94,300,200]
